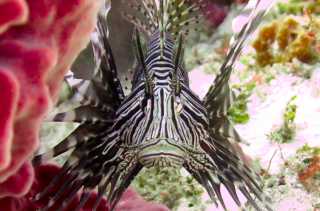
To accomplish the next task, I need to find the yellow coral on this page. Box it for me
[253,15,319,67]
[255,51,274,67]
[277,17,300,50]
[252,22,277,66]
[289,33,316,62]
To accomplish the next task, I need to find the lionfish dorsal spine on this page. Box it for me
[123,0,205,91]
[135,29,153,96]
[173,33,183,95]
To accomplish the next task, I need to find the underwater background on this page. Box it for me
[0,0,319,210]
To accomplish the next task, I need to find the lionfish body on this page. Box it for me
[117,30,209,169]
[34,0,275,210]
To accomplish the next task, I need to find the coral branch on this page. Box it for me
[0,70,18,172]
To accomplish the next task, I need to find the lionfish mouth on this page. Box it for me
[138,138,187,168]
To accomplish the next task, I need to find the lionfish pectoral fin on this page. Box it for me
[89,14,125,106]
[55,73,92,107]
[63,75,93,105]
[184,163,219,208]
[197,138,273,211]
[77,144,144,211]
[33,124,99,166]
[74,189,91,211]
[106,161,143,210]
[204,0,276,145]
[33,163,71,204]
[32,137,76,167]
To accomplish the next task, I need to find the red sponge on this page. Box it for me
[0,0,101,198]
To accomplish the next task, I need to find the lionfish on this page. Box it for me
[33,0,274,210]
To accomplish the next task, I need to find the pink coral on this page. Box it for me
[0,164,169,211]
[0,0,102,198]
[115,188,169,211]
[202,2,228,27]
[0,0,28,34]
[194,0,249,28]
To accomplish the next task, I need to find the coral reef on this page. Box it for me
[296,145,320,192]
[132,167,204,210]
[0,0,102,198]
[201,2,229,27]
[193,0,250,28]
[253,16,320,67]
[0,0,28,34]
[277,0,320,15]
[298,155,320,192]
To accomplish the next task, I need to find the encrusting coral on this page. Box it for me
[0,0,102,198]
[0,0,28,34]
[253,16,319,67]
[298,156,320,192]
